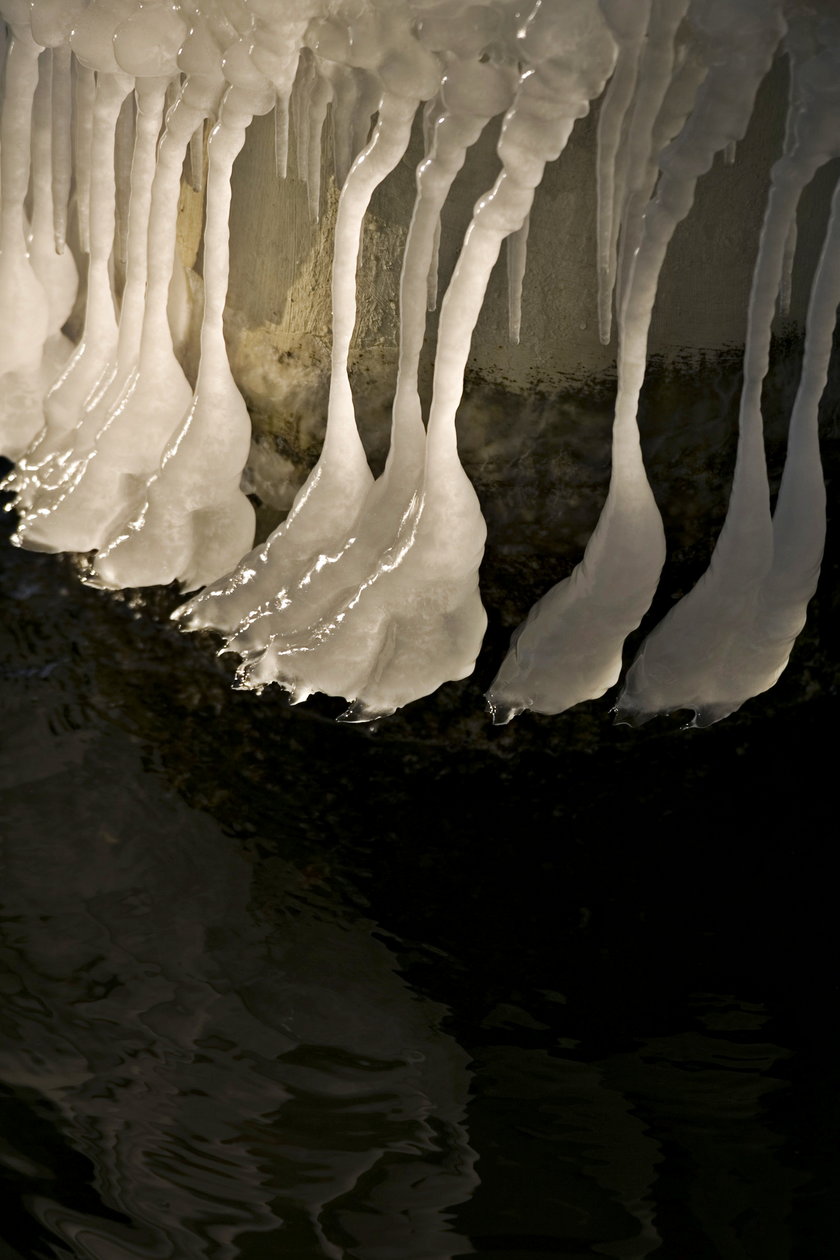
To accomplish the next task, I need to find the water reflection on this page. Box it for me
[0,518,832,1258]
[0,728,477,1258]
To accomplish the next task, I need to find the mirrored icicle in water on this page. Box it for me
[487,0,787,724]
[615,30,840,728]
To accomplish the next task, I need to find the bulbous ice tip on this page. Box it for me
[485,692,527,725]
[336,699,395,725]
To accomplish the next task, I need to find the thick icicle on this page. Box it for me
[0,21,51,460]
[15,15,225,553]
[487,0,786,723]
[92,47,276,592]
[228,4,617,719]
[615,41,840,727]
[205,57,514,699]
[13,2,189,552]
[0,50,78,461]
[7,28,132,510]
[175,13,439,635]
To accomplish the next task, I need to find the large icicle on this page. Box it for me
[0,28,60,460]
[7,6,134,510]
[197,57,515,704]
[92,43,277,592]
[15,10,185,553]
[487,0,786,724]
[615,38,840,727]
[227,2,617,720]
[174,10,439,636]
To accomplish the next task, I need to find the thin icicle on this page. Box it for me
[114,91,137,273]
[50,45,72,254]
[506,212,529,345]
[614,0,695,317]
[188,120,206,194]
[73,62,96,255]
[274,90,289,180]
[595,1,652,345]
[306,68,332,222]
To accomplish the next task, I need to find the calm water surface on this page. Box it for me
[0,500,837,1259]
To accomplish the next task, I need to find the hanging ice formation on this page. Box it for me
[0,1,837,727]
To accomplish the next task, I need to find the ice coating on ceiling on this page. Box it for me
[0,0,837,727]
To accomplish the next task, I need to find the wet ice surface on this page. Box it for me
[0,501,836,1260]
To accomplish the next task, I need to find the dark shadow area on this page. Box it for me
[1,457,838,1258]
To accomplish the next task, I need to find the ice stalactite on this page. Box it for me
[615,32,840,727]
[0,0,837,729]
[180,55,516,715]
[487,0,787,723]
[175,8,441,655]
[248,1,615,721]
[7,12,133,511]
[0,16,50,459]
[93,41,275,591]
[0,36,77,461]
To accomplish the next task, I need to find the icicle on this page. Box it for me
[8,6,134,511]
[595,0,652,345]
[326,62,358,189]
[73,62,96,255]
[180,56,514,701]
[306,66,333,222]
[49,47,72,254]
[614,0,695,318]
[188,120,206,194]
[615,38,840,727]
[175,18,448,650]
[487,0,786,724]
[779,218,797,317]
[113,89,136,273]
[218,8,615,719]
[291,48,315,188]
[0,20,50,460]
[25,52,77,355]
[506,212,529,345]
[274,90,289,179]
[15,70,172,555]
[92,42,276,592]
[15,12,220,553]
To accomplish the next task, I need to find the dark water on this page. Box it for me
[1,491,838,1260]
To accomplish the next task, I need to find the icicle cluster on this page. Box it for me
[0,0,837,728]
